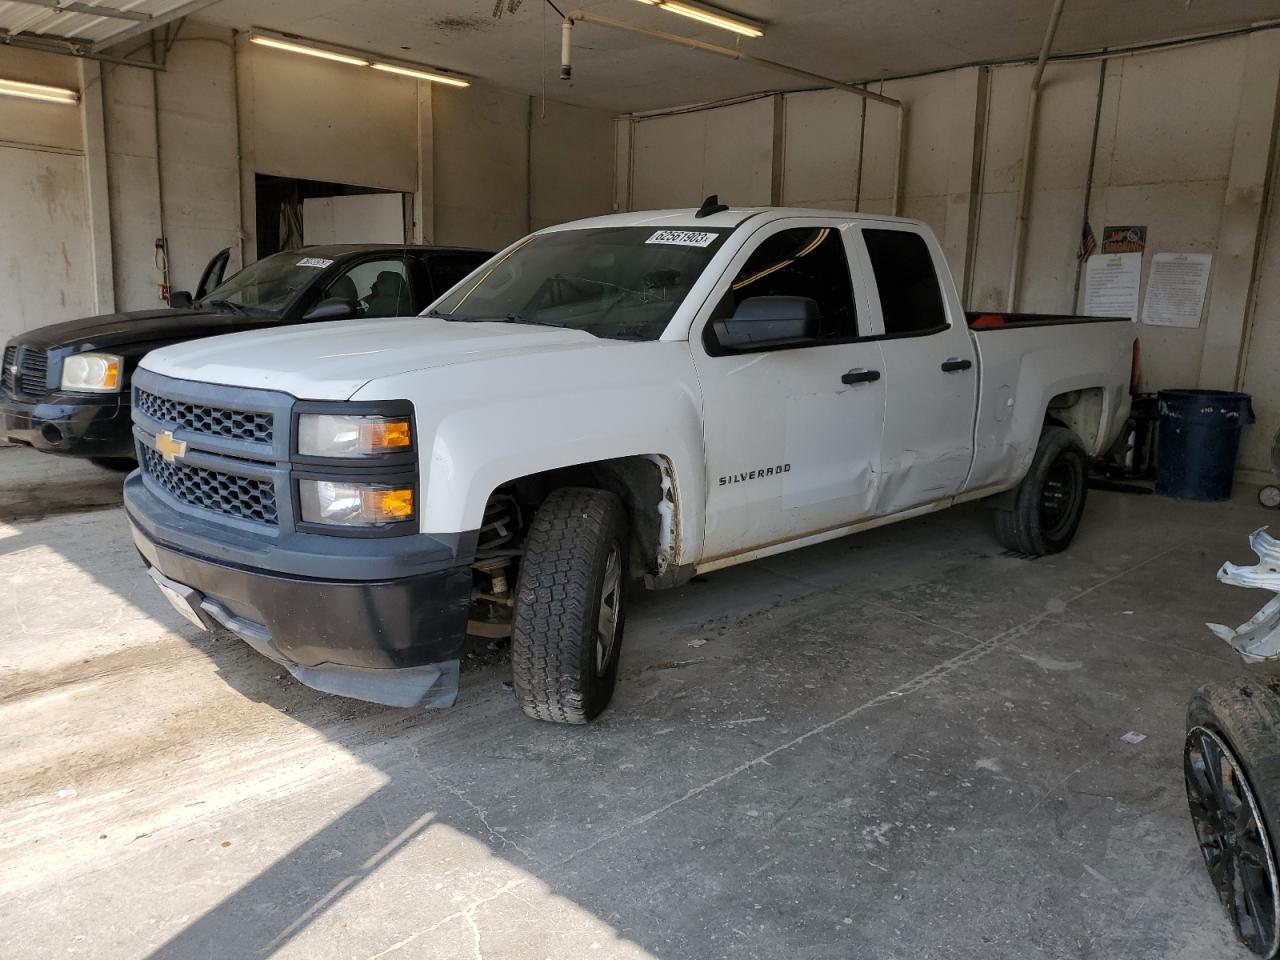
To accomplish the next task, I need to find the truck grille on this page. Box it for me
[141,446,279,525]
[0,346,14,393]
[4,346,50,398]
[135,388,274,444]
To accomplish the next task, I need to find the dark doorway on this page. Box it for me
[254,175,394,258]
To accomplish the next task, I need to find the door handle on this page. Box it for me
[941,357,973,372]
[841,368,881,385]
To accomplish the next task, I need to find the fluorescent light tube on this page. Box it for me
[659,1,764,37]
[371,63,471,87]
[0,78,78,104]
[250,35,370,66]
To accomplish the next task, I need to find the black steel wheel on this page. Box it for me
[991,425,1088,556]
[1039,453,1085,541]
[1187,680,1280,957]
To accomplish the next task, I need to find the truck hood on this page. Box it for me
[14,307,276,352]
[140,316,608,400]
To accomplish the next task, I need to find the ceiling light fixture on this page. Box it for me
[249,34,370,66]
[371,63,471,88]
[630,0,764,38]
[0,78,79,105]
[248,30,473,88]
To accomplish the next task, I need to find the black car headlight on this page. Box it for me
[61,353,123,392]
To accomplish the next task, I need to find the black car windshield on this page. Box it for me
[429,226,731,341]
[199,251,336,315]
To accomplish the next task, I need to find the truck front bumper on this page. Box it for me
[125,471,475,708]
[1,392,134,459]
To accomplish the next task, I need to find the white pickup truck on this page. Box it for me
[125,203,1138,722]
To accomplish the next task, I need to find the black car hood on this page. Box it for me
[15,308,277,352]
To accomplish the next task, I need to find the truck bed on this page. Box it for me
[963,312,1137,494]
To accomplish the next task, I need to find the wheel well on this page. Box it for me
[484,455,677,580]
[1044,387,1105,452]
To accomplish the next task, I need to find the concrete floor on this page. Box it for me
[0,444,1274,960]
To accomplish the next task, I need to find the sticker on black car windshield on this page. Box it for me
[296,257,334,268]
[646,230,717,248]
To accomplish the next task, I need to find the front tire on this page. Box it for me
[992,425,1088,556]
[1186,679,1280,957]
[511,487,628,724]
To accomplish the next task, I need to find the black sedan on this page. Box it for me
[0,243,490,468]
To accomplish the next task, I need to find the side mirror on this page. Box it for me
[169,290,194,310]
[713,296,821,350]
[303,297,358,322]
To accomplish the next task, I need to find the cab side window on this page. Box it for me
[707,226,858,349]
[323,259,412,319]
[862,229,947,337]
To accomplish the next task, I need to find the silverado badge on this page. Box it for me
[155,430,187,463]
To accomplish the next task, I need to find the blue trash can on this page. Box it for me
[1156,389,1255,501]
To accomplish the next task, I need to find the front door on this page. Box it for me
[691,219,887,562]
[195,247,231,301]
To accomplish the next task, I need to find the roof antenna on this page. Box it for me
[695,194,729,219]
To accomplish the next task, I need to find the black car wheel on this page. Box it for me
[992,425,1088,556]
[1186,680,1280,957]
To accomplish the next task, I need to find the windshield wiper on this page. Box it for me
[437,312,568,329]
[502,313,566,328]
[203,298,249,316]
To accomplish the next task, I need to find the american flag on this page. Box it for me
[1078,221,1097,262]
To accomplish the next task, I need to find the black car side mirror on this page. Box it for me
[169,290,194,310]
[303,297,359,322]
[713,296,821,350]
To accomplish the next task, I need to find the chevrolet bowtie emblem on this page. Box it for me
[155,430,187,463]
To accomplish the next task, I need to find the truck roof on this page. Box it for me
[538,206,928,234]
[289,243,490,259]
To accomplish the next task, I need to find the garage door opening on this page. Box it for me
[254,174,410,256]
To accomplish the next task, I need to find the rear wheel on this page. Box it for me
[1260,486,1280,510]
[992,425,1088,556]
[511,487,628,724]
[1186,679,1280,957]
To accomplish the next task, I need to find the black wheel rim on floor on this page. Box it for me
[1039,454,1082,539]
[1185,725,1280,957]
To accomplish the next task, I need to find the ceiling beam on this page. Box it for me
[0,27,165,69]
[88,0,220,50]
[5,0,151,22]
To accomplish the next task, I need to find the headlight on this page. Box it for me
[61,353,122,392]
[298,414,412,457]
[298,479,415,527]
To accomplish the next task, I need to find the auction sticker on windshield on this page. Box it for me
[297,257,335,268]
[646,230,718,247]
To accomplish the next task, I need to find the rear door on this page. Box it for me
[691,218,887,561]
[853,225,977,514]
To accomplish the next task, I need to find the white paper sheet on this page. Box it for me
[1084,252,1142,320]
[1141,253,1212,328]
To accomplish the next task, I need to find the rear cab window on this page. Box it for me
[861,228,948,337]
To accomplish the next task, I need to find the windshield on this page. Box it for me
[430,226,731,341]
[200,251,335,316]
